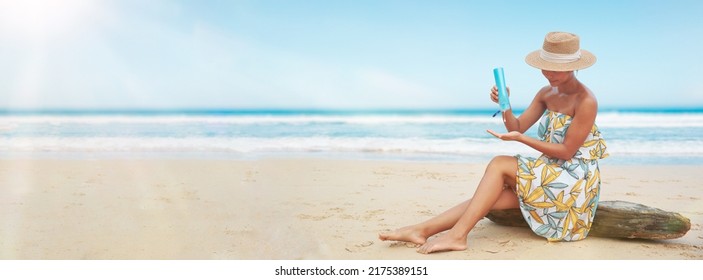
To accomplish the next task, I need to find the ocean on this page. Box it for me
[1,108,702,165]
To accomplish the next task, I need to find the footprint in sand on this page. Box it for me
[181,190,201,201]
[498,240,516,247]
[362,209,385,221]
[297,214,333,221]
[339,214,357,220]
[388,241,419,248]
[680,252,702,259]
[345,241,374,252]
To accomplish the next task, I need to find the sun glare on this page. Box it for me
[0,0,110,108]
[0,0,103,42]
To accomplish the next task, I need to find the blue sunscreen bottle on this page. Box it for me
[493,67,511,113]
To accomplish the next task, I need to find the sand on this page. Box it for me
[0,158,701,260]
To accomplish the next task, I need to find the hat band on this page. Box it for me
[539,49,581,64]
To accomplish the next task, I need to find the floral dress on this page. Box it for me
[515,110,608,241]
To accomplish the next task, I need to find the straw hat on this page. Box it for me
[525,31,596,71]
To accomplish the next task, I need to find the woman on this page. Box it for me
[379,31,608,254]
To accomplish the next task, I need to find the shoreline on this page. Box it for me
[2,150,702,166]
[1,158,701,259]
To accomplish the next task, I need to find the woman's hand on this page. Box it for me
[490,85,510,104]
[487,129,522,141]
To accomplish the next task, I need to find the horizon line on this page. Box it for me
[1,106,702,115]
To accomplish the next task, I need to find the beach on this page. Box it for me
[1,158,700,260]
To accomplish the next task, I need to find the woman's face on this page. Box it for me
[541,70,574,86]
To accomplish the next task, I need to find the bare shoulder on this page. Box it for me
[578,86,598,111]
[574,86,598,119]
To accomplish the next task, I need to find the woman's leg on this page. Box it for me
[379,156,519,247]
[415,155,518,254]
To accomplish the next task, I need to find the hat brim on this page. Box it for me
[525,49,596,71]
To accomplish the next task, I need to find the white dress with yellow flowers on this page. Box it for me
[514,110,608,241]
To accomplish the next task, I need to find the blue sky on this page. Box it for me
[0,0,702,110]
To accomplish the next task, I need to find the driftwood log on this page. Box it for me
[485,200,691,239]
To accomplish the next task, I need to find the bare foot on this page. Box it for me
[378,226,427,245]
[416,232,467,254]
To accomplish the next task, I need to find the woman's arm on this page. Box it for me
[487,131,575,161]
[488,96,598,160]
[491,86,549,133]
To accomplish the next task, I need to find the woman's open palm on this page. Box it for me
[487,129,522,141]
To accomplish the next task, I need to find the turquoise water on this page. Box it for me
[1,108,702,164]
